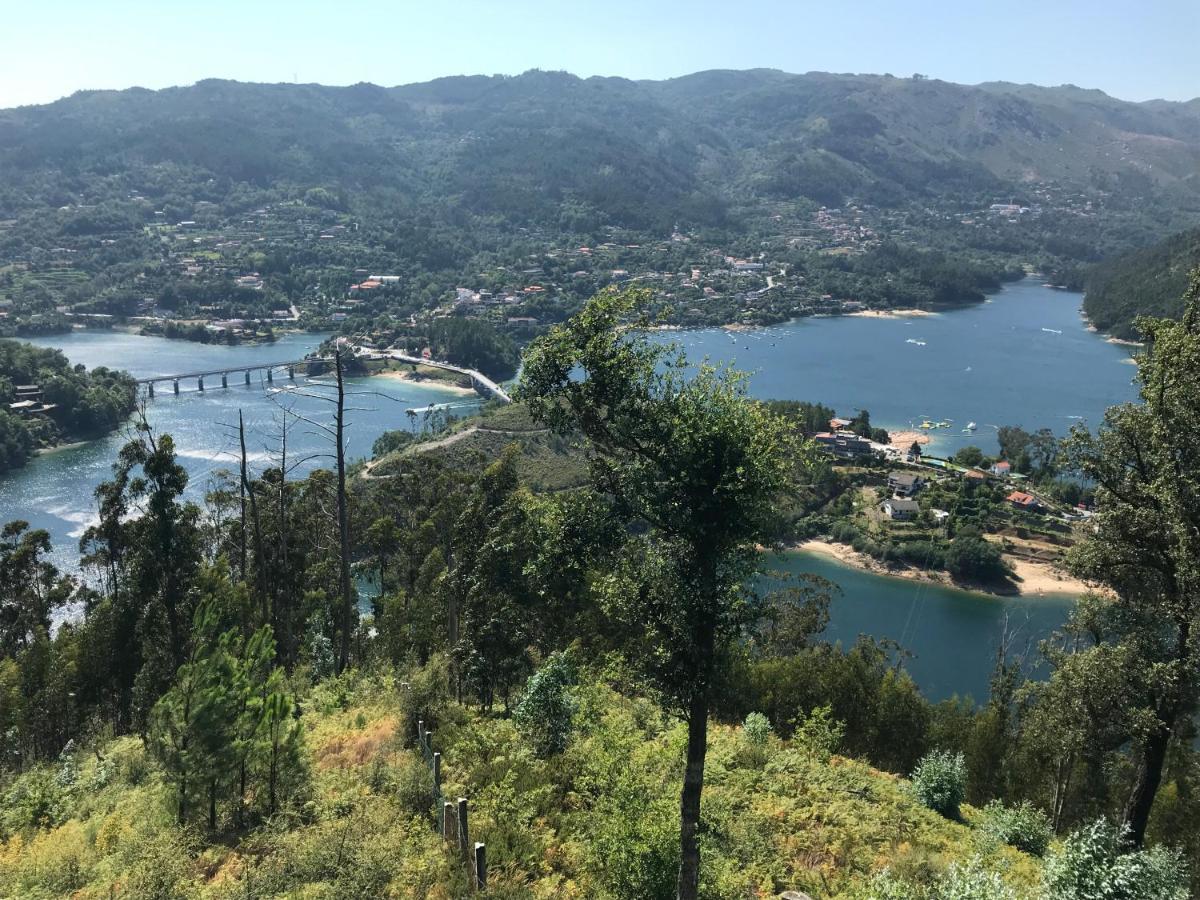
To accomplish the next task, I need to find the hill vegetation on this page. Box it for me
[1084,228,1200,339]
[1,69,1199,344]
[0,340,136,473]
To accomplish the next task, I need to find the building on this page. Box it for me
[990,460,1012,477]
[1006,491,1039,511]
[813,431,874,459]
[888,472,924,497]
[883,498,921,520]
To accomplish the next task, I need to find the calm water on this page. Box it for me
[772,552,1074,703]
[3,280,1132,699]
[4,330,480,571]
[665,278,1138,456]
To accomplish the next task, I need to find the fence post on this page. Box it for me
[443,801,455,845]
[433,751,441,786]
[457,798,469,861]
[474,842,487,890]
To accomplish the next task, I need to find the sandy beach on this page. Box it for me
[373,368,477,395]
[887,430,932,449]
[847,308,936,319]
[793,539,1095,599]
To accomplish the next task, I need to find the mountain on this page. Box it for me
[1084,226,1200,339]
[2,69,1199,225]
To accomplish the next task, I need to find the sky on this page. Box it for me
[1,0,1196,109]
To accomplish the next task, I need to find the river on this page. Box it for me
[3,279,1136,701]
[3,330,481,572]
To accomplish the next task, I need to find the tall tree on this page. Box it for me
[518,288,801,899]
[1064,271,1200,845]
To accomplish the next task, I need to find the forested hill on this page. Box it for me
[0,341,136,473]
[2,70,1199,227]
[1084,227,1200,339]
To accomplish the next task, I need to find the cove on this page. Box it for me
[771,551,1074,704]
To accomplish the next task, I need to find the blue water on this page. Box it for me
[2,330,479,571]
[2,281,1134,700]
[662,278,1139,456]
[771,552,1074,703]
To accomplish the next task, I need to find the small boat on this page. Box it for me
[965,421,977,431]
[905,338,927,346]
[1041,327,1063,335]
[919,420,935,430]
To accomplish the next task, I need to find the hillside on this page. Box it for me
[1084,226,1200,338]
[3,71,1199,219]
[2,70,1199,343]
[0,665,1046,898]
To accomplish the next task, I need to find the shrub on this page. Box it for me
[978,799,1052,857]
[911,750,966,819]
[791,704,844,760]
[856,858,1016,900]
[514,651,578,757]
[742,712,772,748]
[1043,817,1190,899]
[394,755,435,820]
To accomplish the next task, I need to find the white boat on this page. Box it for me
[1041,327,1063,335]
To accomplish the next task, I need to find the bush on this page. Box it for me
[1043,818,1190,899]
[743,712,772,748]
[911,750,966,819]
[978,799,1052,857]
[791,704,844,760]
[857,858,1016,899]
[514,651,578,757]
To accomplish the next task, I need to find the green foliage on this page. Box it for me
[742,711,772,748]
[0,340,136,474]
[978,800,1053,857]
[1043,818,1190,900]
[911,750,967,819]
[514,650,579,757]
[1085,229,1200,340]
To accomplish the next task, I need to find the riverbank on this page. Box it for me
[793,539,1091,598]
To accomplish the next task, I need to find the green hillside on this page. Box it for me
[1084,227,1200,339]
[0,666,1047,898]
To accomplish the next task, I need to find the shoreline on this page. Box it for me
[372,368,477,395]
[847,308,936,319]
[792,539,1092,599]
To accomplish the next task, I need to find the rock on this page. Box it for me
[780,893,815,900]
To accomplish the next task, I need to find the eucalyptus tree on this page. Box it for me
[518,288,802,900]
[1064,272,1200,845]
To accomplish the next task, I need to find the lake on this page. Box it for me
[663,277,1138,456]
[3,279,1134,700]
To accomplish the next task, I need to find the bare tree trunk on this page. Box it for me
[239,411,268,625]
[277,419,291,665]
[334,350,354,674]
[677,682,710,900]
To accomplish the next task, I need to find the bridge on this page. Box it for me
[137,358,328,396]
[138,348,512,404]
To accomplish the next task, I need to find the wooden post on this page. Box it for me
[197,375,205,392]
[432,751,441,786]
[221,372,228,388]
[457,798,469,860]
[474,842,486,890]
[147,382,154,399]
[417,720,425,748]
[245,370,251,385]
[173,379,179,395]
[443,801,455,844]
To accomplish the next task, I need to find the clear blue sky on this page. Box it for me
[2,0,1196,108]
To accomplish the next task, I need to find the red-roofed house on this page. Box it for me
[990,460,1012,476]
[1006,491,1039,511]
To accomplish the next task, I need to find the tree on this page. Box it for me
[954,445,985,468]
[1063,272,1200,845]
[518,288,802,899]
